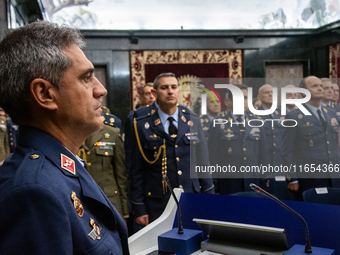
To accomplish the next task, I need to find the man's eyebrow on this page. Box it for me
[79,68,95,78]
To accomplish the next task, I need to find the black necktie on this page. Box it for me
[317,109,327,131]
[168,117,177,138]
[237,116,245,132]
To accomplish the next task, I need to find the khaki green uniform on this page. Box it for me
[0,116,10,163]
[79,124,129,218]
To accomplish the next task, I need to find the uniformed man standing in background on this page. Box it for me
[200,92,221,140]
[208,84,269,195]
[256,84,297,200]
[78,117,129,222]
[282,76,340,198]
[130,72,214,226]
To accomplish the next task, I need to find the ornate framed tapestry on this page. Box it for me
[330,44,340,79]
[130,50,243,111]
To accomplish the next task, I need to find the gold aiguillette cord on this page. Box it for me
[134,118,167,194]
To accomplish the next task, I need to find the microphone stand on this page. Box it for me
[249,183,312,254]
[163,175,184,234]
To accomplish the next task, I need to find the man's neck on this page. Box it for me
[286,104,295,110]
[207,110,219,117]
[261,102,272,109]
[320,99,330,105]
[158,102,177,115]
[307,98,321,108]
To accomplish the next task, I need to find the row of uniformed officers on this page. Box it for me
[3,70,339,235]
[80,73,340,237]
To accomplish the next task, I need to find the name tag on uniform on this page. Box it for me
[185,133,198,140]
[275,176,286,182]
[315,187,328,194]
[99,146,113,150]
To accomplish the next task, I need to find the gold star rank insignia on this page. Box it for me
[104,133,110,139]
[205,118,209,123]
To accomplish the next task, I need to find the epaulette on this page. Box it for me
[135,104,157,118]
[135,113,150,121]
[178,104,197,116]
[13,151,45,186]
[102,113,118,127]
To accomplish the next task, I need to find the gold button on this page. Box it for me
[273,151,275,154]
[327,141,330,144]
[328,151,331,154]
[115,191,118,194]
[182,110,185,112]
[256,137,258,140]
[179,185,183,189]
[175,145,178,148]
[178,170,182,175]
[309,133,311,135]
[176,157,180,161]
[272,127,274,130]
[148,192,151,196]
[326,132,328,134]
[273,135,275,138]
[87,151,90,155]
[243,148,246,151]
[87,162,91,167]
[29,154,39,159]
[193,141,196,144]
[330,161,332,164]
[244,157,247,160]
[105,152,109,156]
[154,146,157,150]
[273,143,276,146]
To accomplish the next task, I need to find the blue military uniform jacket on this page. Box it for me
[200,114,212,140]
[124,104,157,175]
[6,117,18,153]
[331,102,340,122]
[256,106,296,199]
[130,104,214,218]
[0,126,129,255]
[208,110,269,194]
[282,104,340,192]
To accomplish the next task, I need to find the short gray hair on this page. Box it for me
[0,21,85,124]
[153,72,176,90]
[140,82,153,95]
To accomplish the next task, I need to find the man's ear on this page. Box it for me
[151,88,157,98]
[224,98,230,107]
[30,78,58,110]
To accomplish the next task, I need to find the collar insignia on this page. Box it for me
[61,154,76,175]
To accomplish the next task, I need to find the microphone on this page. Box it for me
[249,183,312,254]
[163,174,184,234]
